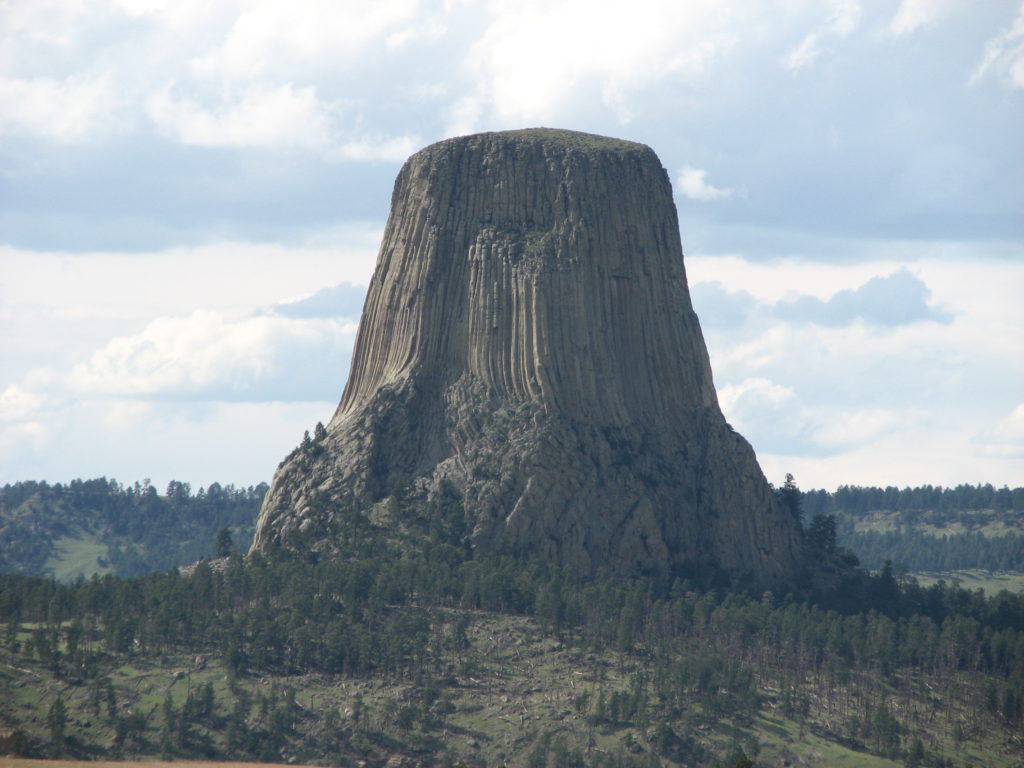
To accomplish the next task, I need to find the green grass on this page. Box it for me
[500,128,649,153]
[43,534,114,582]
[851,510,1024,537]
[911,569,1024,595]
[434,127,650,156]
[752,715,902,768]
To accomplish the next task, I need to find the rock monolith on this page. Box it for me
[251,128,805,587]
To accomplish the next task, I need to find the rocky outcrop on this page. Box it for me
[252,128,805,587]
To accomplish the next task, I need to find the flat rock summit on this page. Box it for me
[252,128,805,587]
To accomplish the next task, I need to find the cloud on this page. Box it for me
[189,0,421,81]
[693,268,951,331]
[327,134,421,163]
[0,75,121,143]
[0,385,51,472]
[718,377,815,455]
[720,377,918,458]
[676,166,734,201]
[772,268,952,327]
[268,282,368,319]
[0,239,379,319]
[781,33,824,72]
[0,397,332,489]
[782,0,861,71]
[145,83,420,160]
[68,310,358,402]
[1,0,425,157]
[687,255,1022,486]
[812,408,906,451]
[971,2,1024,88]
[689,282,754,330]
[462,0,738,125]
[146,83,336,150]
[887,0,965,38]
[0,385,47,423]
[977,403,1024,458]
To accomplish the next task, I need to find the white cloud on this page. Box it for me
[0,0,91,52]
[0,75,121,143]
[676,165,734,201]
[688,253,1024,487]
[0,418,50,469]
[269,283,367,319]
[718,377,812,455]
[977,403,1024,458]
[145,83,420,159]
[0,237,379,320]
[328,134,422,163]
[189,0,421,81]
[0,237,376,484]
[0,386,47,423]
[827,0,862,37]
[444,95,484,138]
[146,83,336,150]
[813,408,905,450]
[463,0,738,124]
[386,18,446,52]
[719,379,908,457]
[971,2,1024,88]
[0,397,330,489]
[782,33,823,71]
[887,0,965,38]
[0,386,52,473]
[719,377,797,415]
[782,0,860,71]
[1,0,427,152]
[756,423,1018,491]
[69,310,358,402]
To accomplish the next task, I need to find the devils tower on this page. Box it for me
[252,128,805,587]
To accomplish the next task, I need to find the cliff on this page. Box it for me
[251,128,805,587]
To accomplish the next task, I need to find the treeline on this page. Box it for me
[793,482,1024,574]
[0,477,265,578]
[802,483,1024,518]
[840,529,1024,572]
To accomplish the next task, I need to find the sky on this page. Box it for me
[1,0,1022,494]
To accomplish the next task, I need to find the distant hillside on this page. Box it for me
[0,478,264,579]
[802,483,1024,574]
[3,479,1022,584]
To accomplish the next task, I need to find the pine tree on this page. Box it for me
[47,694,68,753]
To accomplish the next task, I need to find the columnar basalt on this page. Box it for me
[252,128,805,587]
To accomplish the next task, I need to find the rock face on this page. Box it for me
[252,128,805,587]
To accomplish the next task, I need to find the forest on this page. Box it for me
[1,477,1023,767]
[0,477,265,578]
[3,478,1021,581]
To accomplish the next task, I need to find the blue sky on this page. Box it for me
[1,0,1022,492]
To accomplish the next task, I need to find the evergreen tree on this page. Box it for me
[215,527,234,558]
[47,694,68,753]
